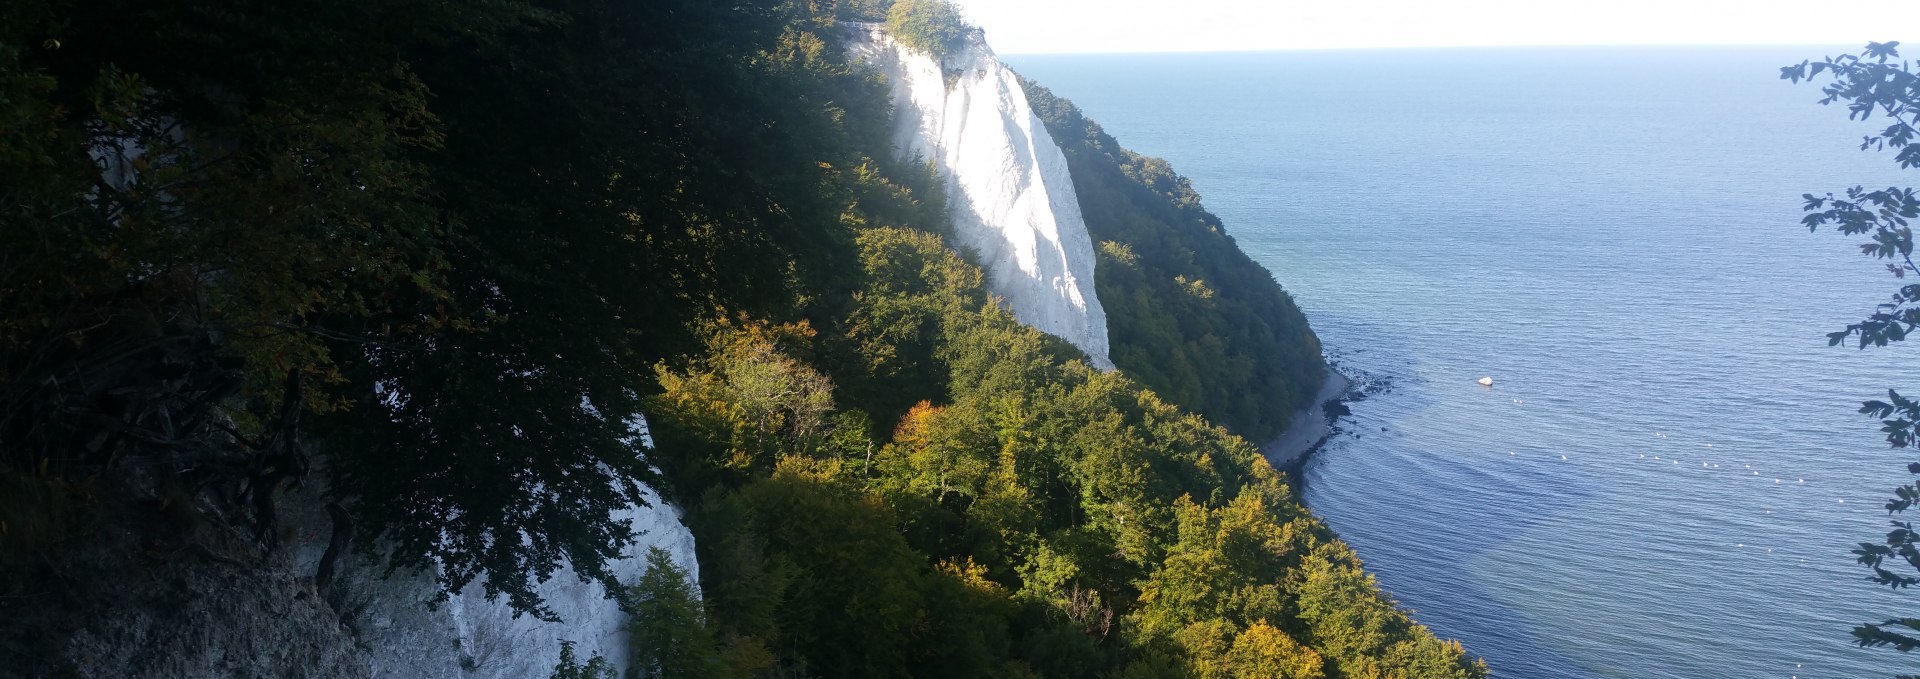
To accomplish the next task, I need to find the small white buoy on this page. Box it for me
[1477,376,1494,386]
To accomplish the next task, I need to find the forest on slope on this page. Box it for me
[1022,82,1326,443]
[0,0,1479,676]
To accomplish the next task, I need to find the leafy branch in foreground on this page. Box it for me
[1785,40,1920,664]
[0,0,879,622]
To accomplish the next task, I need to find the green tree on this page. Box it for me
[2,1,1491,675]
[837,0,896,22]
[691,456,993,678]
[886,0,971,58]
[549,641,615,679]
[0,0,904,620]
[318,0,876,615]
[1226,622,1325,679]
[647,318,841,497]
[1022,81,1326,443]
[1783,41,1920,662]
[630,547,723,679]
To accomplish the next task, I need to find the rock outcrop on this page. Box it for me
[291,485,697,679]
[847,23,1114,368]
[3,462,696,678]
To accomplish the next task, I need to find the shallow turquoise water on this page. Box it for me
[1010,46,1918,678]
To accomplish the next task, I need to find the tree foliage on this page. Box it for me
[629,547,725,679]
[885,0,971,59]
[650,226,1483,677]
[1023,81,1327,443]
[835,0,894,22]
[1,1,1480,676]
[1785,41,1920,667]
[0,0,892,614]
[549,641,616,679]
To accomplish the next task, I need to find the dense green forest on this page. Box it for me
[1023,83,1325,443]
[882,0,972,57]
[642,226,1482,677]
[0,0,1479,675]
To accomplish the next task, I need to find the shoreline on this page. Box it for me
[1259,366,1354,476]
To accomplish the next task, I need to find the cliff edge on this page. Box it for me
[846,23,1114,369]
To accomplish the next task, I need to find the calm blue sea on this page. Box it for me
[1009,46,1918,678]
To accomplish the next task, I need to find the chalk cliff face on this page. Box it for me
[12,478,695,678]
[847,24,1113,368]
[333,25,1109,673]
[295,424,696,678]
[294,488,696,678]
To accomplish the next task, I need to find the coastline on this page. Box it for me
[1260,366,1353,475]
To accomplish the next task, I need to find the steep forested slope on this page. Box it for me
[645,225,1483,678]
[1024,82,1326,442]
[0,0,1478,676]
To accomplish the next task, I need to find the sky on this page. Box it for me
[955,0,1920,54]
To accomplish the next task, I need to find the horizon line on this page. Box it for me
[997,40,1887,57]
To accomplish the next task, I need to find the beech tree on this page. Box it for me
[1782,41,1920,660]
[1023,80,1327,443]
[0,0,877,618]
[885,0,971,57]
[5,1,1492,675]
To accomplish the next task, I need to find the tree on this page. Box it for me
[886,0,971,58]
[646,318,840,497]
[1783,41,1920,661]
[1022,80,1327,442]
[1226,622,1325,679]
[548,641,615,679]
[836,0,895,22]
[0,0,891,620]
[630,547,723,679]
[3,1,1493,676]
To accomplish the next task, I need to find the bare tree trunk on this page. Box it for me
[314,501,353,591]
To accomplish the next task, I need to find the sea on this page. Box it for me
[1008,46,1919,678]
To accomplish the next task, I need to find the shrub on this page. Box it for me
[886,0,970,58]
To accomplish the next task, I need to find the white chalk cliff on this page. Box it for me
[331,24,1110,674]
[294,424,697,677]
[847,23,1113,368]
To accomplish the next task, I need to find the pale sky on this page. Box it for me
[956,0,1920,54]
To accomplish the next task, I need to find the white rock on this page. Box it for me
[1477,376,1494,386]
[296,471,697,678]
[847,24,1113,368]
[429,491,697,679]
